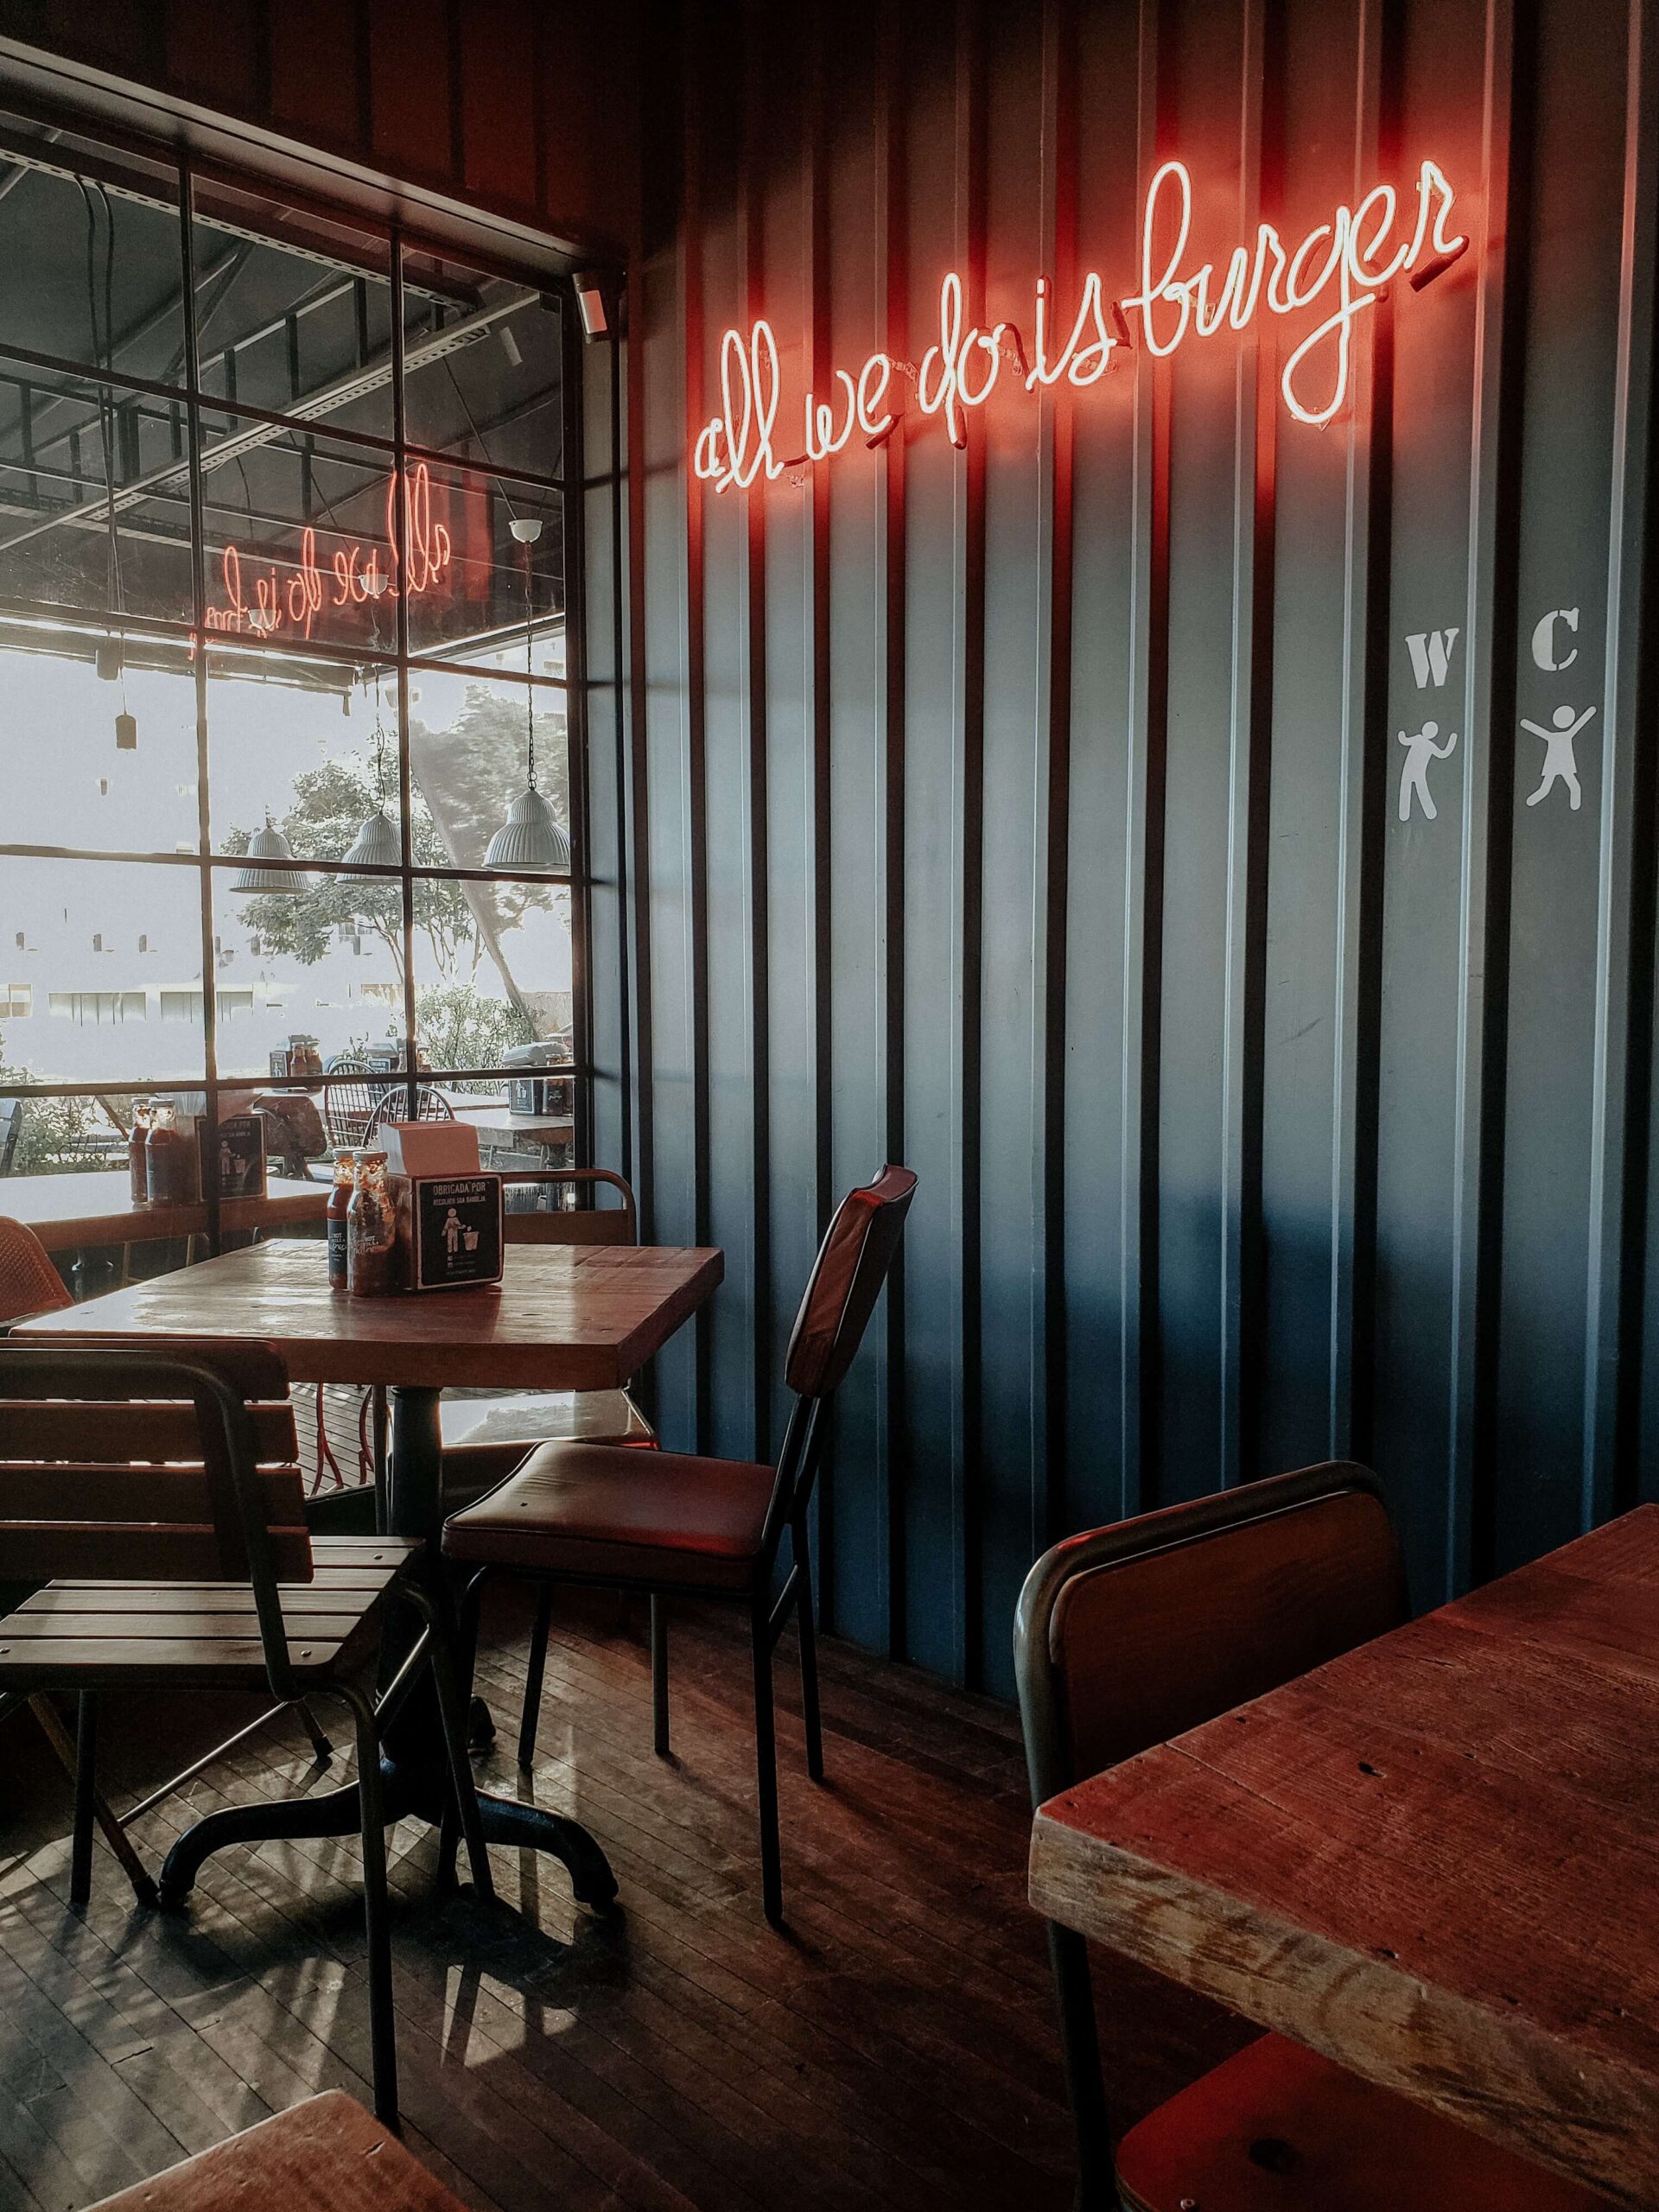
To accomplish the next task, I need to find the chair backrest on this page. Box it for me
[0,1217,73,1325]
[0,1337,311,1586]
[1014,1463,1407,1808]
[365,1086,453,1141]
[783,1165,917,1399]
[760,1167,917,1561]
[499,1167,638,1247]
[321,1064,378,1150]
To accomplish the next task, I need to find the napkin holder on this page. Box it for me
[380,1120,503,1291]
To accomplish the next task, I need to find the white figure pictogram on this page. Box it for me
[1398,718,1459,822]
[1522,702,1595,811]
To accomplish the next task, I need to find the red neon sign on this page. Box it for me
[204,461,454,640]
[692,158,1465,488]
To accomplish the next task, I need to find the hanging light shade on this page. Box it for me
[230,820,311,895]
[484,786,570,872]
[343,807,401,868]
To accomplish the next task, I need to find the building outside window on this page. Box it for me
[0,106,584,1185]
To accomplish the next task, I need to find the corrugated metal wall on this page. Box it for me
[589,0,1659,1700]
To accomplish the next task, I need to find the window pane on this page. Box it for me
[401,464,562,658]
[0,117,185,388]
[0,639,200,855]
[410,875,571,1077]
[0,365,194,621]
[0,855,206,1084]
[199,408,397,653]
[191,178,396,442]
[408,670,569,874]
[207,649,401,864]
[211,863,406,1080]
[401,247,562,480]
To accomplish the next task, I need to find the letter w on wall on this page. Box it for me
[1405,628,1460,688]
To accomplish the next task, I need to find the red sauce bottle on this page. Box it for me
[128,1098,152,1205]
[145,1101,192,1205]
[327,1150,355,1291]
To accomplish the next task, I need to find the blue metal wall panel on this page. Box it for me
[622,0,1659,1693]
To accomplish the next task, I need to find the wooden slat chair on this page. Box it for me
[1014,1464,1608,2212]
[0,1341,493,2127]
[444,1163,916,1923]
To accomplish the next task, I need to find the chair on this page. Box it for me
[321,1060,380,1152]
[365,1085,454,1142]
[1014,1464,1607,2212]
[83,2090,468,2211]
[0,1212,71,1324]
[444,1163,917,1923]
[0,1340,493,2126]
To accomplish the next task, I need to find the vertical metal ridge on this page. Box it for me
[1033,0,1077,1554]
[1218,0,1279,1490]
[683,2,714,1454]
[743,0,773,1461]
[624,245,657,1240]
[563,275,596,1174]
[879,2,909,1659]
[1121,0,1169,1518]
[608,327,635,1186]
[1584,0,1659,1522]
[1330,0,1395,1463]
[954,0,988,1688]
[806,0,836,1617]
[1447,0,1522,1594]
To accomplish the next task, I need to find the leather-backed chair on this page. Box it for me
[1014,1464,1607,2212]
[443,1164,916,1923]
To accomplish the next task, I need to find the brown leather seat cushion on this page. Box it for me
[442,1440,775,1591]
[1116,2032,1605,2212]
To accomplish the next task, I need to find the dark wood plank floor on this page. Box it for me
[0,1589,1246,2212]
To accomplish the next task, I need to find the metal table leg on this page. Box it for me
[156,1383,617,1910]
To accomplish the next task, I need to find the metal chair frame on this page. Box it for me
[1013,1460,1401,2208]
[0,1342,495,2127]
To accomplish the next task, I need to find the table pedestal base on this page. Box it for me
[154,1385,617,1916]
[155,1764,619,1910]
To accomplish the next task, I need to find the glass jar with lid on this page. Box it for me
[346,1148,398,1295]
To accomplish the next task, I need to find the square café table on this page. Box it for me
[1027,1508,1659,2210]
[16,1236,723,1910]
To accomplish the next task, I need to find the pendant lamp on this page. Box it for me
[484,518,570,874]
[344,674,401,868]
[230,814,311,894]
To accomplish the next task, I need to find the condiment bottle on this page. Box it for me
[327,1149,355,1291]
[346,1148,397,1296]
[145,1100,192,1205]
[128,1098,152,1205]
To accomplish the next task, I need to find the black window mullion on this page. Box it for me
[390,230,418,1116]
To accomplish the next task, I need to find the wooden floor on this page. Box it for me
[0,1589,1247,2212]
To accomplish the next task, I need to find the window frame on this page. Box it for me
[0,107,593,1231]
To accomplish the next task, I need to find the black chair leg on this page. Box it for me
[342,1686,397,2128]
[792,1525,823,1783]
[1046,1921,1116,2207]
[650,1596,670,1758]
[296,1699,334,1763]
[71,1693,98,1908]
[751,1604,783,1924]
[518,1583,556,1770]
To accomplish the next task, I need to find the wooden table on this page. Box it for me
[452,1103,575,1151]
[16,1236,723,1910]
[1028,1509,1659,2209]
[0,1169,328,1252]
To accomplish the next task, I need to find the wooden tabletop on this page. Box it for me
[11,1234,723,1391]
[1028,1507,1659,2209]
[452,1103,574,1147]
[1,1171,329,1253]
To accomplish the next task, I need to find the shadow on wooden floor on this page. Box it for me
[0,1586,1248,2211]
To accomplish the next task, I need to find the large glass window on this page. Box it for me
[0,108,583,1192]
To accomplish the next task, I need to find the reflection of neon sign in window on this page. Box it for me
[204,461,454,640]
[693,158,1465,490]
